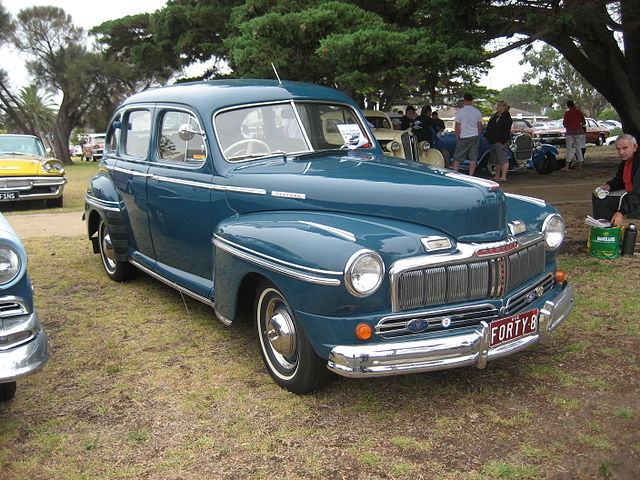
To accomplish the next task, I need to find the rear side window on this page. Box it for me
[124,110,151,158]
[158,110,207,165]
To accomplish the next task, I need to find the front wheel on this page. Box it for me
[98,218,137,282]
[0,382,16,402]
[536,152,557,174]
[255,280,330,394]
[596,134,605,146]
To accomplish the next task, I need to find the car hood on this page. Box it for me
[0,155,46,176]
[224,152,507,243]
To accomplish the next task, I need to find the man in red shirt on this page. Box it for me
[592,134,640,226]
[560,100,586,171]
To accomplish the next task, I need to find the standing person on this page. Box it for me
[399,106,417,130]
[452,93,483,176]
[591,134,640,226]
[414,106,436,144]
[560,100,586,171]
[485,100,513,182]
[431,111,445,134]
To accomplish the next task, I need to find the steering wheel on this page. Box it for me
[223,138,270,158]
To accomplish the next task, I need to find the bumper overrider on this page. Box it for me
[328,281,574,377]
[0,311,49,382]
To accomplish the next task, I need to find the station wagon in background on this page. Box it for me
[0,212,48,401]
[532,118,610,146]
[84,80,575,393]
[0,134,67,208]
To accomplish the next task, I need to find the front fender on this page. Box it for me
[211,210,450,322]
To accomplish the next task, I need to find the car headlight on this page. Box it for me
[43,161,64,173]
[542,213,565,251]
[419,141,431,151]
[344,250,384,297]
[388,141,401,153]
[0,244,21,284]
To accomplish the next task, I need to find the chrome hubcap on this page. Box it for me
[100,223,116,272]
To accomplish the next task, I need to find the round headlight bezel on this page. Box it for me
[389,141,401,153]
[0,244,22,285]
[344,249,384,297]
[43,161,64,174]
[542,213,565,251]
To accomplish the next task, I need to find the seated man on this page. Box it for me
[592,134,640,226]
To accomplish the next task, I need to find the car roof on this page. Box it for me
[121,80,355,111]
[0,134,39,139]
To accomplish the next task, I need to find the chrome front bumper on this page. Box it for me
[328,281,575,378]
[0,312,49,382]
[0,176,67,201]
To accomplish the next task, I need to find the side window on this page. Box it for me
[105,113,121,154]
[124,110,151,158]
[158,110,207,165]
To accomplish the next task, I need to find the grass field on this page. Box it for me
[0,235,638,480]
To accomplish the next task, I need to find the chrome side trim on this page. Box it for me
[214,236,341,286]
[112,166,152,177]
[505,192,547,207]
[128,259,215,308]
[85,194,122,212]
[298,221,355,242]
[149,175,267,195]
[328,281,575,378]
[213,306,233,326]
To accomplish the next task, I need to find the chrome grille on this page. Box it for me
[376,303,498,338]
[505,273,554,315]
[0,298,29,318]
[400,132,417,161]
[513,133,534,162]
[394,239,546,311]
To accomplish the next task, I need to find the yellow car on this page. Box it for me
[363,110,444,167]
[0,134,67,208]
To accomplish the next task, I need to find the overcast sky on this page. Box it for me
[1,0,530,94]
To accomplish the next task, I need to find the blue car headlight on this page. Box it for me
[542,213,565,251]
[345,250,384,297]
[0,243,21,284]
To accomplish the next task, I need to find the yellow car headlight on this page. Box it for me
[42,161,64,174]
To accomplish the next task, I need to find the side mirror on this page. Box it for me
[178,124,202,141]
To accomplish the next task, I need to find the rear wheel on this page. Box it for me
[255,280,330,394]
[536,152,557,174]
[0,382,16,402]
[98,218,136,282]
[596,134,605,146]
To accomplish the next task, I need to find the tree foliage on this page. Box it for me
[521,44,610,118]
[419,0,640,135]
[498,83,552,114]
[92,0,490,107]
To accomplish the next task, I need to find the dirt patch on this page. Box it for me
[5,211,85,238]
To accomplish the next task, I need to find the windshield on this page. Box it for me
[0,136,45,156]
[214,101,371,161]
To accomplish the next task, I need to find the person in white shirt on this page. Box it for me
[452,93,483,176]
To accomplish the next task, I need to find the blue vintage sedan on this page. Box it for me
[0,213,48,401]
[84,80,575,393]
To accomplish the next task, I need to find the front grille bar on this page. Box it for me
[391,235,546,312]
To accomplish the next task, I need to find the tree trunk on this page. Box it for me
[52,116,73,165]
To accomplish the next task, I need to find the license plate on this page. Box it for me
[0,192,18,201]
[490,309,538,347]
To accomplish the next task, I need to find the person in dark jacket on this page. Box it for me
[485,100,513,182]
[592,134,640,226]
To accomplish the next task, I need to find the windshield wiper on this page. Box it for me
[227,151,287,161]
